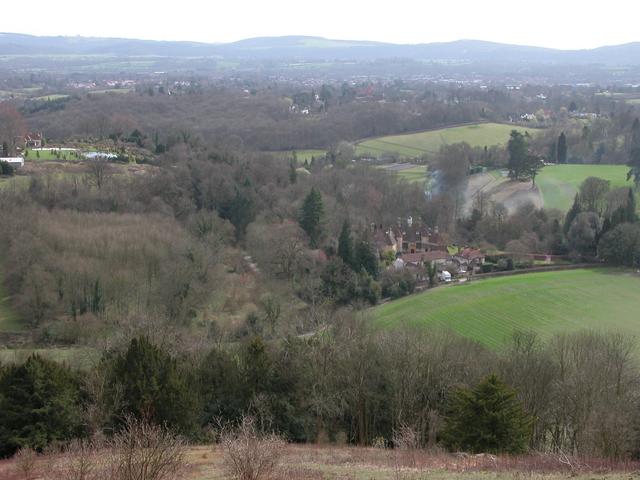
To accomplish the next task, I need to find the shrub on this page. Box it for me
[13,447,38,480]
[106,416,186,480]
[220,416,285,480]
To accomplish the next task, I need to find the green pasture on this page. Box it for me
[271,149,326,164]
[374,269,640,350]
[88,88,134,95]
[33,94,70,101]
[25,148,82,161]
[356,123,537,158]
[0,347,99,367]
[537,164,634,211]
[395,165,429,183]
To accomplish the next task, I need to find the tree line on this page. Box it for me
[1,326,638,459]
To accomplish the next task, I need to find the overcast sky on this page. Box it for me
[3,0,640,50]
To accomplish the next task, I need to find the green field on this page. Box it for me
[88,88,134,95]
[374,269,640,349]
[292,149,326,163]
[537,164,633,211]
[0,347,99,366]
[33,94,70,101]
[356,123,537,158]
[271,149,326,164]
[396,165,428,183]
[25,148,81,161]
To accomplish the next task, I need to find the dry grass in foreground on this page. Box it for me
[3,444,640,480]
[185,444,640,480]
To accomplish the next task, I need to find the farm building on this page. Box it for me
[0,157,24,169]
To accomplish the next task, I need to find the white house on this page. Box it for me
[0,157,24,169]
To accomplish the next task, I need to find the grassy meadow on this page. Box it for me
[0,347,99,367]
[356,123,536,158]
[2,444,637,480]
[537,164,633,211]
[25,148,83,162]
[374,269,640,349]
[395,165,428,183]
[271,149,326,164]
[33,94,70,101]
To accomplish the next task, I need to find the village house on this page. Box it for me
[24,132,43,149]
[453,248,485,273]
[391,217,444,254]
[373,216,445,259]
[399,250,451,268]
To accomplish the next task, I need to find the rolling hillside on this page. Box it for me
[356,123,536,158]
[373,269,640,349]
[3,33,640,65]
[536,164,634,211]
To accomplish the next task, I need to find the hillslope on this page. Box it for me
[373,269,640,349]
[3,33,640,65]
[536,164,634,211]
[355,123,536,158]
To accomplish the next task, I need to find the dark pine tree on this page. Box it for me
[337,220,354,268]
[507,130,528,180]
[106,336,199,436]
[0,355,85,457]
[354,236,379,279]
[557,132,568,164]
[564,193,582,234]
[299,187,324,248]
[441,374,532,454]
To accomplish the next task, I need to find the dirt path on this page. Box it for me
[488,179,543,212]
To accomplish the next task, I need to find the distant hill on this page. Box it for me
[1,32,640,65]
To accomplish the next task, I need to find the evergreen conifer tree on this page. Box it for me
[300,188,324,248]
[354,237,379,279]
[564,194,581,234]
[337,220,354,268]
[442,374,532,454]
[557,132,567,164]
[107,337,199,436]
[0,355,85,457]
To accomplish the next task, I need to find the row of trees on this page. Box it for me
[563,176,638,261]
[1,326,637,458]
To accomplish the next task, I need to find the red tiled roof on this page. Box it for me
[401,250,449,264]
[460,248,484,260]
